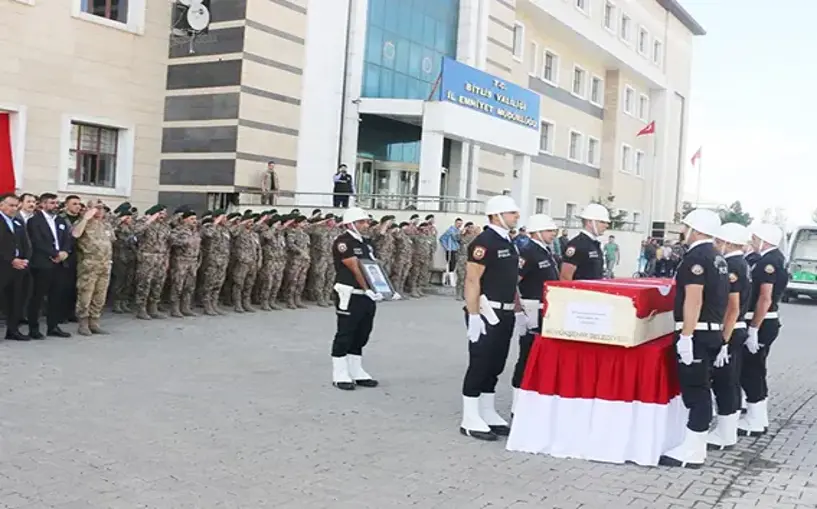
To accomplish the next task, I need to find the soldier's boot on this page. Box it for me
[269,300,283,311]
[89,318,108,335]
[232,286,245,313]
[295,295,308,309]
[259,301,272,311]
[148,302,167,319]
[112,301,124,314]
[286,294,297,309]
[136,305,152,320]
[181,302,198,317]
[203,299,219,316]
[243,298,256,313]
[169,301,184,318]
[77,318,92,337]
[121,300,133,313]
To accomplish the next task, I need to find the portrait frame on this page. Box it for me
[358,258,396,300]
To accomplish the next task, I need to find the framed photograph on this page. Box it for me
[359,258,396,300]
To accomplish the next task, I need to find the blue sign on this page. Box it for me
[436,57,540,130]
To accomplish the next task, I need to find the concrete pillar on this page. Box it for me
[647,88,671,228]
[512,154,532,221]
[339,0,369,173]
[457,0,479,65]
[467,145,481,214]
[418,128,444,210]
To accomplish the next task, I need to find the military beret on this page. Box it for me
[419,222,428,227]
[380,215,395,222]
[145,204,166,215]
[291,208,300,215]
[311,208,322,216]
[130,207,138,214]
[425,214,435,220]
[243,209,253,215]
[324,213,335,220]
[266,215,280,225]
[227,212,241,220]
[118,210,133,218]
[201,217,214,225]
[307,217,321,224]
[212,208,226,217]
[293,215,307,224]
[410,214,420,220]
[203,210,213,217]
[174,205,191,214]
[389,223,399,230]
[114,202,131,214]
[464,222,474,228]
[399,222,409,228]
[269,209,278,215]
[182,210,196,219]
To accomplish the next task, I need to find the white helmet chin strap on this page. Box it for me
[496,213,510,231]
[589,220,599,236]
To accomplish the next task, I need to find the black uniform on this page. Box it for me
[512,241,559,389]
[712,252,752,416]
[562,231,603,280]
[673,240,730,432]
[744,251,761,268]
[742,248,787,404]
[331,231,377,358]
[462,227,519,398]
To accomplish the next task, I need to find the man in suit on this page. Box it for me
[61,195,82,323]
[26,192,73,339]
[0,193,32,341]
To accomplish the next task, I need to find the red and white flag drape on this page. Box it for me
[0,112,16,193]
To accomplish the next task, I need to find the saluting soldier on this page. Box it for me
[559,203,610,281]
[660,209,729,468]
[72,201,115,336]
[460,196,528,442]
[510,214,560,414]
[708,223,752,450]
[738,223,787,437]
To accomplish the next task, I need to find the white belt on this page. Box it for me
[520,299,544,310]
[675,322,722,331]
[744,311,778,320]
[486,300,515,311]
[732,322,747,330]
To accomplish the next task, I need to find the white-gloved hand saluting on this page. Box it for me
[713,344,730,368]
[745,326,760,354]
[467,314,485,343]
[514,312,528,338]
[676,334,694,365]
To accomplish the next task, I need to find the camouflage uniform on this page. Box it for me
[307,224,333,306]
[111,220,137,313]
[407,232,430,297]
[168,222,201,317]
[133,218,171,319]
[199,221,231,316]
[321,225,341,304]
[422,231,436,286]
[230,224,260,313]
[74,216,114,335]
[283,226,310,309]
[371,226,395,277]
[391,228,412,295]
[455,231,478,300]
[264,227,288,308]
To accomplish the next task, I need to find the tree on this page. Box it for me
[718,201,752,226]
[591,194,628,230]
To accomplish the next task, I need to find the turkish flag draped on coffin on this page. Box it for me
[0,112,16,193]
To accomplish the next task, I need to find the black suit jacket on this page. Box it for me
[26,211,73,270]
[0,214,31,283]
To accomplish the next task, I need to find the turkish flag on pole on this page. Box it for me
[690,146,702,166]
[636,121,655,137]
[0,112,16,193]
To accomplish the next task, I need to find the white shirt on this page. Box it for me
[725,250,744,259]
[760,246,777,256]
[487,224,510,241]
[19,210,33,224]
[580,229,598,242]
[688,238,714,251]
[42,211,60,251]
[530,238,551,254]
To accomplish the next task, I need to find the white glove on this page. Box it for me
[676,334,694,365]
[745,327,760,354]
[391,292,402,301]
[713,344,730,368]
[467,314,486,343]
[514,312,528,337]
[364,289,384,302]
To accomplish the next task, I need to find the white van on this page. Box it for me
[783,224,817,302]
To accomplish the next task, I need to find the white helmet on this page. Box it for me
[578,203,610,223]
[342,207,369,224]
[752,223,783,247]
[682,208,721,237]
[716,223,750,245]
[526,214,559,233]
[485,195,520,216]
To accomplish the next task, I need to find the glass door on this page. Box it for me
[355,157,375,209]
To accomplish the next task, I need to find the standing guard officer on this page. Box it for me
[511,214,560,414]
[330,207,391,391]
[707,223,752,450]
[560,203,610,281]
[738,223,787,436]
[461,196,528,441]
[660,209,729,468]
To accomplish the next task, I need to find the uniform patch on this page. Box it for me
[765,264,775,274]
[691,264,704,276]
[565,246,576,257]
[338,242,347,253]
[729,272,738,283]
[472,246,486,260]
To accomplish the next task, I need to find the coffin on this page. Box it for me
[541,278,676,348]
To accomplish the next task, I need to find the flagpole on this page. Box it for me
[647,131,658,237]
[694,153,703,207]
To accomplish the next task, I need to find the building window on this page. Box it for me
[653,39,663,65]
[542,50,559,85]
[638,94,649,121]
[565,203,578,227]
[575,0,588,15]
[539,120,554,154]
[528,41,539,75]
[590,75,603,106]
[603,1,616,32]
[635,150,645,176]
[572,66,587,98]
[535,197,551,215]
[68,122,118,188]
[80,0,128,22]
[512,23,524,61]
[632,211,642,231]
[620,13,631,42]
[623,85,635,115]
[638,27,649,55]
[621,144,632,173]
[568,130,583,162]
[587,137,600,167]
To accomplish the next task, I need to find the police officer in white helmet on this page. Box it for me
[330,207,385,391]
[560,203,610,281]
[460,195,528,441]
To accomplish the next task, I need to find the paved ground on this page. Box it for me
[1,297,817,509]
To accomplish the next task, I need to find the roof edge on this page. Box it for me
[656,0,706,36]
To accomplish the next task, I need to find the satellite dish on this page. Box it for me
[186,4,210,32]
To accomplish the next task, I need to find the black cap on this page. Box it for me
[174,205,191,214]
[182,210,197,219]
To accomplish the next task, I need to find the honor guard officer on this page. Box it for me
[739,223,787,436]
[660,209,729,468]
[461,195,528,441]
[707,223,752,450]
[511,214,560,414]
[330,207,384,391]
[560,203,610,281]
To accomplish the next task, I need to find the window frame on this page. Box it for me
[575,0,590,16]
[653,39,664,66]
[568,129,584,163]
[538,118,555,155]
[512,22,525,62]
[623,85,636,116]
[619,12,632,45]
[571,64,588,99]
[534,196,552,215]
[590,74,604,107]
[565,202,579,228]
[69,122,120,189]
[541,49,561,87]
[603,0,617,34]
[586,136,601,168]
[620,143,633,173]
[0,103,28,189]
[638,93,650,121]
[528,40,540,76]
[634,149,646,177]
[59,113,134,197]
[632,210,642,232]
[638,26,650,56]
[71,0,146,34]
